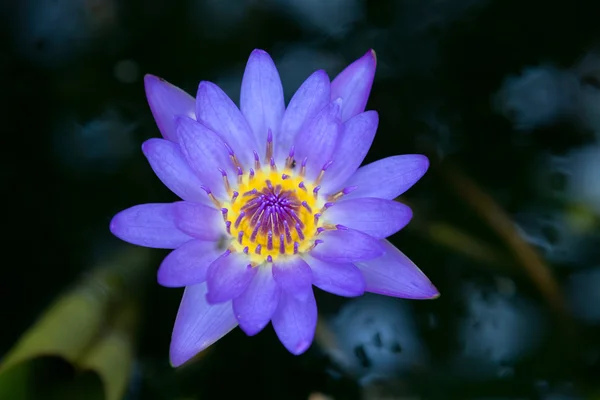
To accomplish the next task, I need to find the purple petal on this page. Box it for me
[176,116,232,199]
[310,228,385,263]
[276,70,330,162]
[110,203,192,249]
[170,283,237,367]
[240,49,285,146]
[158,239,223,287]
[323,198,413,239]
[331,50,376,122]
[144,75,195,142]
[172,201,225,241]
[206,252,258,304]
[343,155,429,200]
[233,265,280,336]
[304,255,364,297]
[271,288,317,355]
[323,111,378,192]
[356,240,439,299]
[293,100,341,180]
[142,138,211,205]
[196,81,258,166]
[272,257,313,300]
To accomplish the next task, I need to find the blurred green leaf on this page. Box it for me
[0,361,32,399]
[0,247,151,400]
[78,299,139,400]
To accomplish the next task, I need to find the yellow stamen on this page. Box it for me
[223,168,325,264]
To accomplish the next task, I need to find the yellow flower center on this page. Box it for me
[222,168,325,265]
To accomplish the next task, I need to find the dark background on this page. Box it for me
[2,0,600,399]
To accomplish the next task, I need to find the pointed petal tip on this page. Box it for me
[108,213,120,236]
[169,339,194,368]
[196,79,212,91]
[409,279,440,300]
[367,109,379,121]
[352,108,379,126]
[288,339,312,355]
[332,49,377,121]
[246,48,278,69]
[246,49,276,67]
[169,346,204,368]
[143,73,154,83]
[140,137,157,155]
[424,281,440,299]
[313,69,330,80]
[169,355,185,368]
[250,48,269,56]
[358,49,376,66]
[143,74,169,95]
[108,209,141,244]
[143,73,159,86]
[368,49,377,65]
[407,154,430,183]
[238,321,267,337]
[140,137,169,159]
[415,288,440,300]
[415,153,430,170]
[140,139,150,154]
[143,74,195,142]
[157,270,175,288]
[196,80,228,101]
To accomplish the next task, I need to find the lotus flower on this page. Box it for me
[110,49,438,366]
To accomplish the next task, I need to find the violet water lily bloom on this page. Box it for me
[110,49,438,366]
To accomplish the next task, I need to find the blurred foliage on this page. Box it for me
[0,248,150,400]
